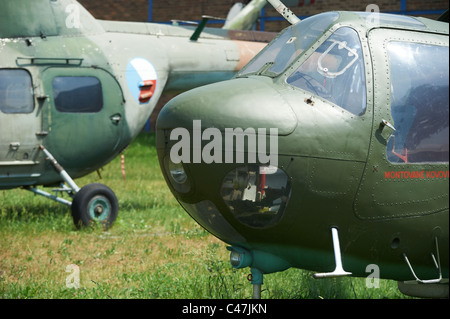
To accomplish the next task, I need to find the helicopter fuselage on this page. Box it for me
[156,11,449,296]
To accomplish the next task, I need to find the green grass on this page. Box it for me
[0,133,408,299]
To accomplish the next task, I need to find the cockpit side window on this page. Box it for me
[387,42,449,163]
[53,76,103,113]
[0,69,34,114]
[287,27,367,116]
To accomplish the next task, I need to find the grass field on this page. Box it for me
[0,133,409,299]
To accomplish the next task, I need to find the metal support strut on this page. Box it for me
[314,227,352,279]
[403,237,445,284]
[25,145,82,206]
[25,184,72,206]
[39,145,80,193]
[250,268,263,299]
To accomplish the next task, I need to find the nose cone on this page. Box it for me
[156,77,297,135]
[155,77,296,245]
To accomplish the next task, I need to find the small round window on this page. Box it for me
[221,165,291,229]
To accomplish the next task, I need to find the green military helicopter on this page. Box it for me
[0,0,274,228]
[156,1,449,298]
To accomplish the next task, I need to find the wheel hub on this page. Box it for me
[88,196,111,221]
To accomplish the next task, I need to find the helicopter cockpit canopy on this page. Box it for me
[286,26,366,115]
[237,12,368,116]
[237,12,340,78]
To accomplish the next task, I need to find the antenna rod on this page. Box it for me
[266,0,300,25]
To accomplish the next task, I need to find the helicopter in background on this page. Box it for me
[0,0,275,228]
[156,2,449,298]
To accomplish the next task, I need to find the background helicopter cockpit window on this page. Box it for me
[237,12,339,77]
[387,42,449,163]
[287,27,367,116]
[53,76,103,113]
[0,69,34,114]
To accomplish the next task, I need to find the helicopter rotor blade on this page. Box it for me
[267,0,301,24]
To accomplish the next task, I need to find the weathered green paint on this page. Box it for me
[156,11,449,297]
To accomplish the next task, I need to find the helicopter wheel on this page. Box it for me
[71,183,118,229]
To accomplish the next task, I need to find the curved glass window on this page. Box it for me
[387,42,449,163]
[0,69,34,114]
[287,27,366,115]
[53,76,103,113]
[221,165,291,229]
[180,200,246,244]
[238,12,339,77]
[356,12,426,29]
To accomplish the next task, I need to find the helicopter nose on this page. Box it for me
[156,77,297,136]
[156,77,296,244]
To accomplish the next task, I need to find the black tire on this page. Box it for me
[71,183,119,229]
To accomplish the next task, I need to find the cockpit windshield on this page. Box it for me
[287,27,367,115]
[237,12,339,77]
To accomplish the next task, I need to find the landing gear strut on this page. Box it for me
[26,145,118,229]
[249,268,263,299]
